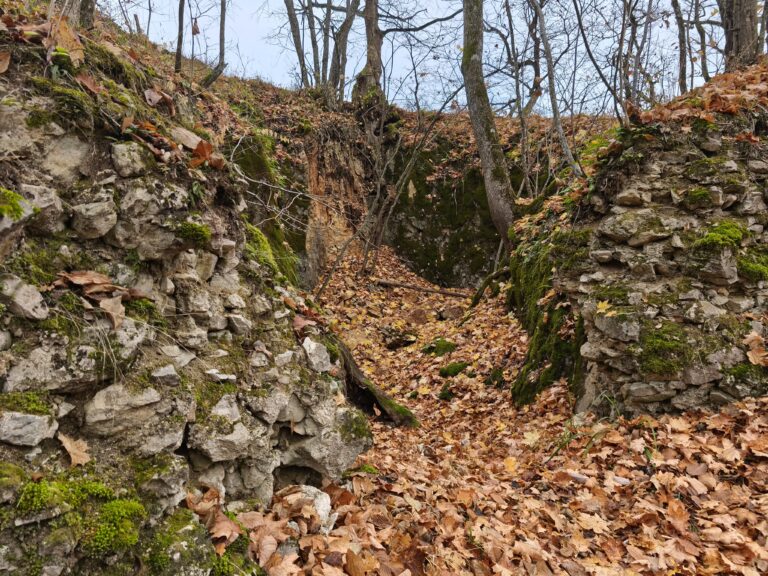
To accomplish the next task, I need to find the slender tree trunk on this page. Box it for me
[329,0,360,101]
[353,0,383,103]
[301,0,322,85]
[528,0,582,177]
[321,0,332,83]
[284,0,310,87]
[671,0,687,94]
[693,0,710,81]
[174,0,185,73]
[461,0,516,239]
[717,0,759,70]
[218,0,226,67]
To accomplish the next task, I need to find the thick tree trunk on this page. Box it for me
[79,0,95,28]
[353,0,383,104]
[718,0,759,70]
[284,0,310,87]
[174,0,185,73]
[461,0,516,239]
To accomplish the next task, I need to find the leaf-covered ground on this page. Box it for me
[263,247,768,576]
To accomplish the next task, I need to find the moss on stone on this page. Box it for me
[438,383,454,401]
[692,219,746,252]
[591,284,631,306]
[439,362,469,378]
[29,76,95,120]
[0,462,28,495]
[339,409,372,442]
[506,235,585,404]
[25,107,54,128]
[737,246,768,282]
[0,392,52,416]
[0,187,25,221]
[81,499,146,558]
[176,221,212,248]
[421,338,456,356]
[16,478,115,515]
[637,320,690,376]
[125,298,167,328]
[1,238,95,286]
[683,187,713,209]
[342,464,379,478]
[83,39,148,91]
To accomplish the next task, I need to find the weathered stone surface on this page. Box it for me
[152,364,180,386]
[84,384,162,436]
[189,422,254,462]
[593,312,640,342]
[111,142,150,177]
[303,338,332,372]
[71,200,118,239]
[19,184,65,233]
[0,412,58,447]
[42,136,88,184]
[0,274,48,320]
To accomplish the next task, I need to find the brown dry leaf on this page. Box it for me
[667,499,690,535]
[58,270,112,286]
[75,72,104,94]
[258,534,278,565]
[58,433,90,466]
[144,88,164,106]
[99,295,125,329]
[47,17,84,66]
[0,52,10,74]
[191,139,214,168]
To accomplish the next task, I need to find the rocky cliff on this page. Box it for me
[508,73,768,415]
[0,24,371,574]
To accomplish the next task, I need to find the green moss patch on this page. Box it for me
[439,362,469,378]
[421,338,456,356]
[692,220,746,252]
[339,409,372,442]
[176,221,212,248]
[0,188,25,221]
[738,247,768,282]
[81,499,146,558]
[683,187,713,209]
[438,383,454,401]
[0,392,52,415]
[636,320,691,376]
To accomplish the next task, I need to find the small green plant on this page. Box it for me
[439,362,469,378]
[421,338,456,356]
[692,220,746,252]
[82,499,146,557]
[176,221,212,248]
[0,188,25,221]
[0,392,52,416]
[438,383,454,401]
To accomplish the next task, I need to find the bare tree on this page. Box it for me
[461,0,516,239]
[671,0,688,94]
[175,0,185,72]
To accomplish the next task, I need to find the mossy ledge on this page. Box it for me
[506,230,587,404]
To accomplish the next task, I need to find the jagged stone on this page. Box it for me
[227,314,253,335]
[303,337,332,372]
[19,184,65,233]
[189,422,254,462]
[42,136,88,184]
[111,142,150,177]
[0,331,11,351]
[84,384,162,436]
[0,274,48,320]
[152,364,180,386]
[0,412,58,447]
[593,312,640,342]
[71,200,118,239]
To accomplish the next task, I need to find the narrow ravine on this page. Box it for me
[306,247,768,576]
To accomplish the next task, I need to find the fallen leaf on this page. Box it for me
[0,52,10,74]
[99,295,125,329]
[58,433,90,466]
[75,72,104,94]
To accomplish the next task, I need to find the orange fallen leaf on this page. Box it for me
[58,433,90,466]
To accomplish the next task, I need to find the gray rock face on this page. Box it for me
[42,136,89,185]
[19,184,65,234]
[111,142,150,177]
[71,200,118,239]
[152,364,180,386]
[302,338,332,372]
[0,274,49,320]
[0,412,58,447]
[84,384,162,436]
